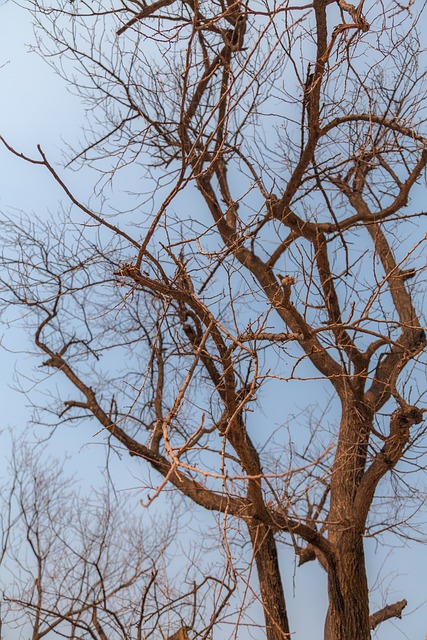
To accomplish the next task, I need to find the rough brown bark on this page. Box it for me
[324,403,372,640]
[324,539,370,640]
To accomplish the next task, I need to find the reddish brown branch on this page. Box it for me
[369,599,407,630]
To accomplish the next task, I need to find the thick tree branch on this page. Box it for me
[354,405,424,527]
[369,599,407,630]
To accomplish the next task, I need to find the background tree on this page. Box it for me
[0,441,236,640]
[1,0,426,639]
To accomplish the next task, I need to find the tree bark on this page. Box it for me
[247,520,290,640]
[324,538,370,640]
[325,403,372,640]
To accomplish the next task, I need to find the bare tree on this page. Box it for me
[0,441,236,640]
[1,0,427,639]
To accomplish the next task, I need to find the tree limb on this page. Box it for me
[369,599,407,630]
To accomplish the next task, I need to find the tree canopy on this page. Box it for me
[1,0,426,638]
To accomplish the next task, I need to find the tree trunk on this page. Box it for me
[324,537,371,640]
[325,403,372,640]
[247,520,290,640]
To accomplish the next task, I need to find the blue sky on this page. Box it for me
[0,2,426,639]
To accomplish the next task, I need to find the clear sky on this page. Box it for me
[0,3,426,640]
